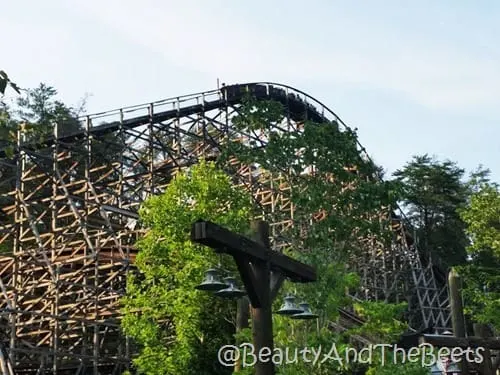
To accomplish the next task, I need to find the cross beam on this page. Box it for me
[191,220,316,284]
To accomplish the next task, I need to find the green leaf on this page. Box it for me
[4,145,14,158]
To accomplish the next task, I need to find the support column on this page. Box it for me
[448,268,468,375]
[250,221,274,375]
[473,324,494,375]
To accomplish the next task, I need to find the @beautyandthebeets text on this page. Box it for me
[218,342,485,368]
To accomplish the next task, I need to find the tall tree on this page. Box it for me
[221,94,423,375]
[1,82,85,150]
[458,180,500,330]
[461,180,500,260]
[15,83,84,142]
[121,160,254,375]
[392,154,469,267]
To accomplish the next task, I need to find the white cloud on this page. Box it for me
[72,0,500,111]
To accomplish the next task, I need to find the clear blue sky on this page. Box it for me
[3,0,499,182]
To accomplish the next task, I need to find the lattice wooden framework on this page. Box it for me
[0,82,450,373]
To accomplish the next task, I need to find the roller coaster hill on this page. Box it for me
[0,82,451,373]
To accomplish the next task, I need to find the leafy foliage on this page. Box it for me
[458,181,500,330]
[365,357,429,375]
[15,83,84,142]
[223,94,398,255]
[0,83,84,151]
[352,301,408,342]
[217,94,418,374]
[0,100,17,157]
[460,182,500,259]
[121,160,254,374]
[392,154,470,267]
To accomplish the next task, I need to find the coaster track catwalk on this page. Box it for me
[0,82,451,373]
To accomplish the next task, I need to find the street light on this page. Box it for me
[276,294,303,316]
[290,302,318,320]
[214,276,246,298]
[195,268,227,291]
[191,220,318,375]
[197,271,319,319]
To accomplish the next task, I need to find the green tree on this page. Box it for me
[220,93,420,375]
[458,181,500,330]
[461,182,500,259]
[392,154,469,267]
[121,160,254,374]
[15,83,84,142]
[1,82,85,151]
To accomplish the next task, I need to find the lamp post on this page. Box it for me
[191,220,317,375]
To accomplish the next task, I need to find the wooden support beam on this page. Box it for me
[448,268,469,375]
[191,220,316,283]
[449,268,467,338]
[473,324,494,375]
[250,221,274,375]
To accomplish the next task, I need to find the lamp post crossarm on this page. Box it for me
[191,220,317,284]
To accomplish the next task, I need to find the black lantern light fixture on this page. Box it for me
[195,268,227,291]
[196,269,318,318]
[214,276,246,299]
[276,294,303,315]
[291,302,318,320]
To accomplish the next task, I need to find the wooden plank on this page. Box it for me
[191,220,316,282]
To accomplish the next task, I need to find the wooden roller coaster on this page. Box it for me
[0,82,451,373]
